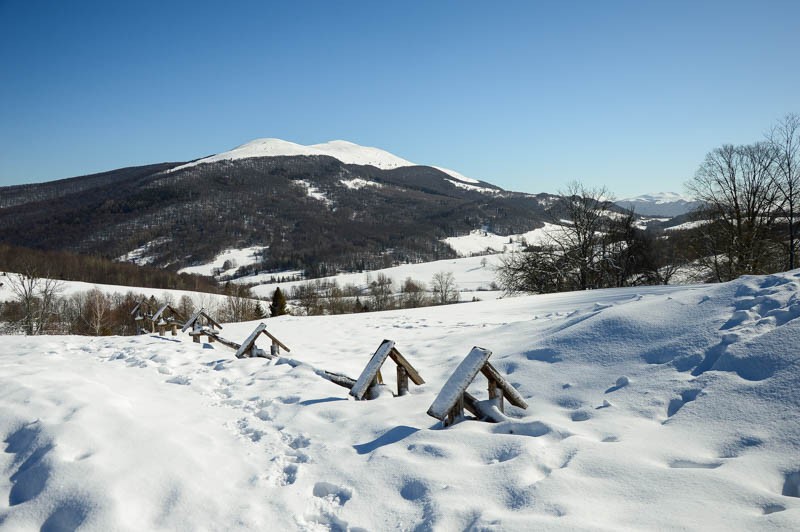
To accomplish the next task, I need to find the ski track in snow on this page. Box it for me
[1,272,800,529]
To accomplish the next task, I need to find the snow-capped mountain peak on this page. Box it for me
[619,192,694,204]
[615,192,700,217]
[172,138,481,184]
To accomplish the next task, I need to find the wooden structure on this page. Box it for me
[181,308,223,343]
[350,340,424,400]
[427,346,528,427]
[131,300,156,334]
[152,304,184,337]
[233,322,291,359]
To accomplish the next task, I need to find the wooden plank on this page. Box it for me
[200,311,223,330]
[480,362,528,409]
[397,365,409,396]
[263,330,290,352]
[427,347,492,421]
[210,333,241,351]
[387,348,424,385]
[320,370,357,390]
[462,391,481,418]
[349,340,395,400]
[181,309,203,333]
[234,323,267,359]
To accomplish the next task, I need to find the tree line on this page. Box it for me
[0,269,264,336]
[497,113,799,293]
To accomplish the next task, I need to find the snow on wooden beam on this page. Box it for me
[350,340,424,400]
[233,322,290,359]
[480,362,528,409]
[427,346,525,427]
[427,347,491,422]
[350,340,395,400]
[181,308,223,333]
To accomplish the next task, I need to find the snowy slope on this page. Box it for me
[1,272,799,530]
[172,138,482,184]
[616,192,702,217]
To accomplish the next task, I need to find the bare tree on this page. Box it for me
[431,271,459,304]
[83,288,112,335]
[687,142,780,280]
[546,181,613,290]
[7,266,63,334]
[400,277,429,308]
[768,113,800,270]
[368,273,394,311]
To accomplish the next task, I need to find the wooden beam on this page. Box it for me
[349,340,395,400]
[397,365,409,396]
[263,330,290,352]
[234,323,267,359]
[388,348,424,385]
[427,347,492,421]
[480,362,528,409]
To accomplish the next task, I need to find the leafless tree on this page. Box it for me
[368,273,394,311]
[7,266,63,334]
[83,288,112,335]
[400,277,429,308]
[546,181,613,290]
[768,113,800,270]
[687,142,780,280]
[431,271,459,304]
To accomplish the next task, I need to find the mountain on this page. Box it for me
[0,139,557,276]
[173,138,481,183]
[616,192,701,217]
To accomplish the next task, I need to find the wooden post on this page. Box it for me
[171,323,178,336]
[208,333,215,343]
[271,339,280,356]
[488,379,504,413]
[397,366,409,396]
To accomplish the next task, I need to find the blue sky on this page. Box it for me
[1,0,798,197]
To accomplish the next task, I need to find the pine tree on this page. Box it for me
[269,287,288,317]
[254,300,267,319]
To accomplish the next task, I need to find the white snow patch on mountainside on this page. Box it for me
[172,138,482,185]
[178,246,266,277]
[1,271,799,530]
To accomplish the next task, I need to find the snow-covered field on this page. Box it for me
[178,246,266,278]
[2,271,799,530]
[238,254,505,301]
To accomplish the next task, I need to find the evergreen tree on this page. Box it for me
[254,300,267,319]
[269,287,288,317]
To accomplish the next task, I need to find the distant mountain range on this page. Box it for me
[0,138,701,278]
[0,139,559,276]
[615,192,701,217]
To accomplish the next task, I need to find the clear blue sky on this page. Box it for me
[1,0,798,197]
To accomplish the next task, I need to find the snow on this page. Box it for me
[178,246,266,277]
[238,254,506,300]
[442,223,572,257]
[295,180,332,206]
[665,219,712,231]
[0,274,230,310]
[2,271,800,529]
[171,138,484,186]
[445,179,500,194]
[619,192,695,204]
[116,237,171,266]
[339,178,382,190]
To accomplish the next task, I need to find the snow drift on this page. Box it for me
[1,272,799,530]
